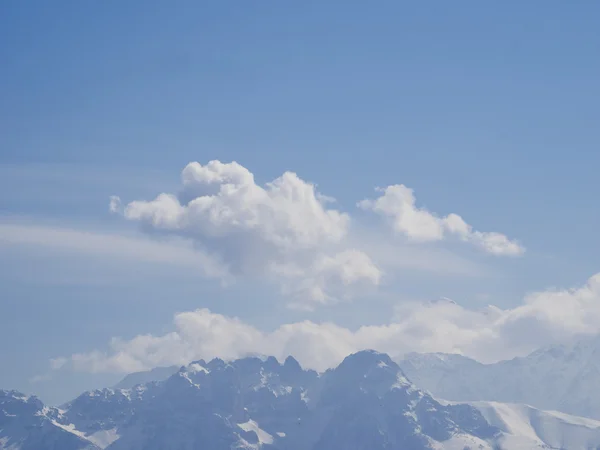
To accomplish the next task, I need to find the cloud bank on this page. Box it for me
[61,274,600,373]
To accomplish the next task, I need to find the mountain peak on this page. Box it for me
[283,355,302,370]
[0,390,43,410]
[327,350,403,396]
[338,349,396,370]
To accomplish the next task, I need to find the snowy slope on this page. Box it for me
[468,401,600,450]
[399,335,600,420]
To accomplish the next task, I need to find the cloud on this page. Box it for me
[116,160,381,309]
[273,249,383,310]
[359,184,524,256]
[0,222,228,279]
[28,357,68,384]
[50,357,67,370]
[58,274,600,373]
[109,195,121,213]
[29,374,52,384]
[1,161,522,311]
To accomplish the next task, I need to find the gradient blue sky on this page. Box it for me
[2,1,600,405]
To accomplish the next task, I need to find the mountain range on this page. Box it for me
[3,350,600,449]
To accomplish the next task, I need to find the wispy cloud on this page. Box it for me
[29,373,52,384]
[0,221,229,279]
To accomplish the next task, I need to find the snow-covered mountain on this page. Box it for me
[4,350,600,449]
[398,335,600,420]
[3,351,498,449]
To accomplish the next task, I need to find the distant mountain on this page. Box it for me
[398,335,600,420]
[3,350,600,449]
[112,366,179,390]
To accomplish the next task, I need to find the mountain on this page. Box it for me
[112,366,179,390]
[3,350,600,449]
[398,335,600,420]
[2,351,500,449]
[0,390,99,450]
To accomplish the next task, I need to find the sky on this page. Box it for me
[2,1,600,405]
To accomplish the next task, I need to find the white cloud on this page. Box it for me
[109,195,121,213]
[59,274,600,373]
[359,185,445,242]
[273,249,383,310]
[117,160,381,309]
[129,160,350,250]
[50,357,67,370]
[28,357,68,384]
[70,311,266,373]
[29,374,52,384]
[359,184,524,256]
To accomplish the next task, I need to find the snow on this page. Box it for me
[543,408,600,428]
[474,402,541,441]
[237,420,274,446]
[391,373,412,390]
[494,434,547,450]
[434,398,600,448]
[471,401,600,450]
[300,390,310,403]
[187,363,209,374]
[179,372,201,389]
[51,420,120,449]
[10,394,29,403]
[256,370,268,389]
[431,433,492,450]
[399,336,600,420]
[50,420,88,440]
[251,369,292,397]
[403,410,418,421]
[86,428,120,449]
[0,436,20,450]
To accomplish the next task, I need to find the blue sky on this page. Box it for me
[2,1,600,405]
